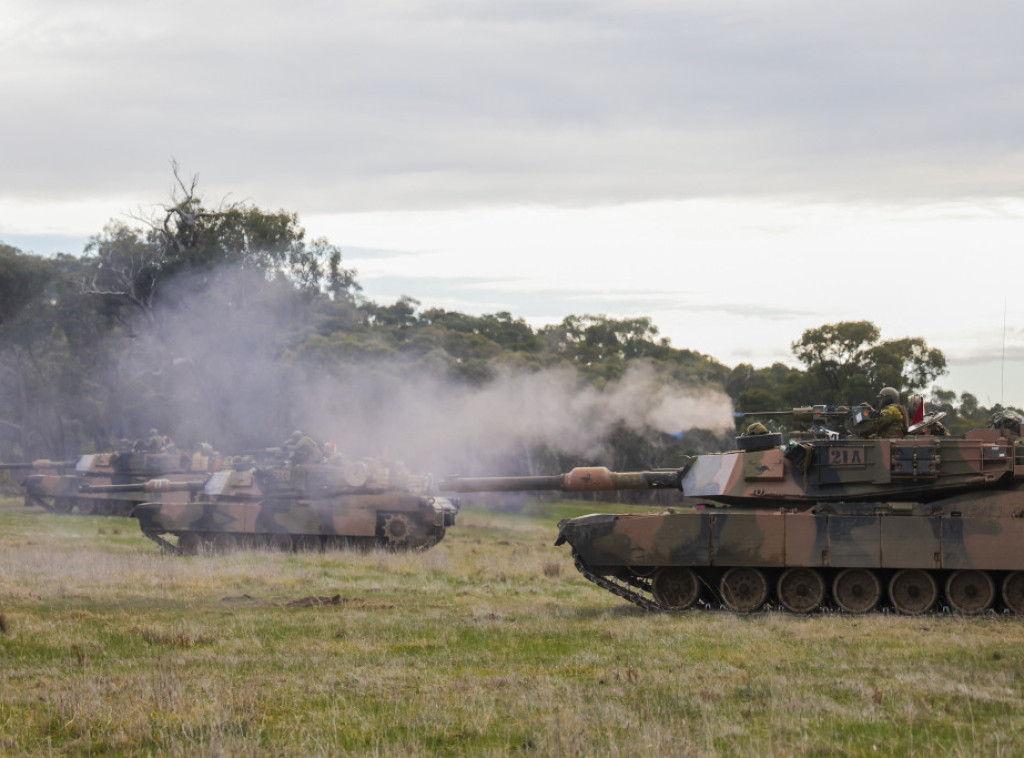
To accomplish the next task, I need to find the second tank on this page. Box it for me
[104,455,459,554]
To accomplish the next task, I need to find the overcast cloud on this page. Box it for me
[6,0,1024,206]
[3,0,1024,407]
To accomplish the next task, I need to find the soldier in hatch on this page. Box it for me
[134,428,167,453]
[857,387,910,438]
[744,422,770,436]
[284,430,324,465]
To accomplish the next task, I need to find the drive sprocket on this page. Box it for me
[382,514,413,547]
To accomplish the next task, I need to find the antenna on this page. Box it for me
[1002,299,1007,407]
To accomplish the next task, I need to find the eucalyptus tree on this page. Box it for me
[791,321,946,405]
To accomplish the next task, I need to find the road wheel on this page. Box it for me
[889,569,938,615]
[777,568,826,613]
[77,499,97,515]
[945,570,995,615]
[832,568,881,614]
[652,567,700,610]
[51,498,74,514]
[719,567,769,612]
[295,535,323,552]
[1001,572,1024,614]
[270,534,295,552]
[178,532,202,555]
[237,534,266,550]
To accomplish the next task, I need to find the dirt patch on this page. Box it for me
[286,594,343,607]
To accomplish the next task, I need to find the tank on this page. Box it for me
[21,449,222,516]
[111,455,459,554]
[441,409,1024,615]
[0,458,79,478]
[0,459,77,496]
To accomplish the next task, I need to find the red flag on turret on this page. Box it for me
[910,397,925,426]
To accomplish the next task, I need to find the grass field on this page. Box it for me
[2,494,1024,756]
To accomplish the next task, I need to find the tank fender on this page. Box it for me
[423,496,459,527]
[554,519,569,546]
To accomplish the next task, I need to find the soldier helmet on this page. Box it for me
[148,428,159,437]
[745,422,769,436]
[877,387,900,408]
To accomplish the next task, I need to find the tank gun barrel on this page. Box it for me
[79,478,205,494]
[0,459,77,470]
[440,466,684,493]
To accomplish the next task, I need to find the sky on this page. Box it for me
[3,0,1024,409]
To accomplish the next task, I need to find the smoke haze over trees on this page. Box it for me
[0,174,1008,472]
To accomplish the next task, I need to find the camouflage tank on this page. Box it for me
[0,459,77,495]
[1,458,79,476]
[96,455,459,554]
[20,448,222,516]
[441,406,1024,615]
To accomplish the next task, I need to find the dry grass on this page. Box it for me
[2,497,1024,755]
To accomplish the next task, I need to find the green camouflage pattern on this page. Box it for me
[130,457,459,554]
[443,423,1024,615]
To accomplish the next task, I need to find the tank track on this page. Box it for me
[142,531,183,554]
[571,552,1024,616]
[139,527,445,556]
[572,552,665,612]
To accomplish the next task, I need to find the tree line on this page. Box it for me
[0,172,1012,470]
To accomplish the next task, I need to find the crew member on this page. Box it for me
[858,387,909,438]
[285,430,324,465]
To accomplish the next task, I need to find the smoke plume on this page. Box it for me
[106,266,735,476]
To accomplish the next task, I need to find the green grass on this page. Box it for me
[2,495,1024,756]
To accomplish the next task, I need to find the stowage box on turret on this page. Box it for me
[441,409,1024,615]
[114,456,459,554]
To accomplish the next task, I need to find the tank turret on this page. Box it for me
[442,422,1024,616]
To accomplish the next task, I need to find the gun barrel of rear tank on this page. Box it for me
[80,479,203,494]
[0,459,77,470]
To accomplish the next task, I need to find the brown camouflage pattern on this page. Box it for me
[131,457,459,554]
[444,426,1024,614]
